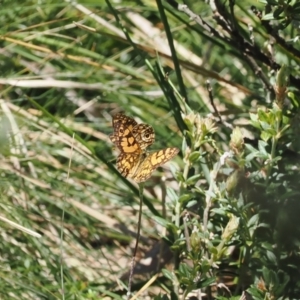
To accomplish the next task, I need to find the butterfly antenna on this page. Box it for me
[127,182,144,300]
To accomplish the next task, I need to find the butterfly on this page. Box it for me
[110,113,179,183]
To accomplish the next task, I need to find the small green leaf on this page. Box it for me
[189,151,201,162]
[178,194,193,203]
[185,174,202,185]
[274,7,285,18]
[162,268,176,281]
[247,214,259,227]
[167,187,178,202]
[266,250,277,265]
[152,216,174,228]
[258,140,268,155]
[186,199,198,207]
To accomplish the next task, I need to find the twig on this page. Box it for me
[248,23,254,46]
[251,6,300,61]
[183,213,191,252]
[243,54,275,95]
[178,3,229,40]
[167,0,300,88]
[206,80,233,129]
[206,80,222,124]
[127,183,144,299]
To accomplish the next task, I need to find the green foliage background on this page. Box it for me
[1,0,300,299]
